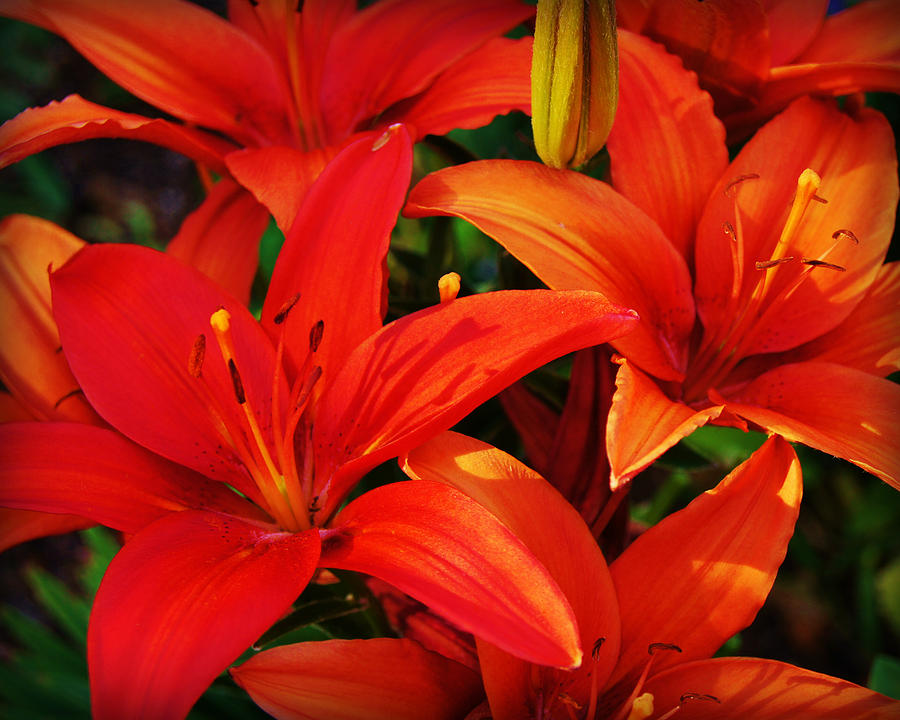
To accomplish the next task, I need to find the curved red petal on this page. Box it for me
[313,289,638,513]
[797,0,900,64]
[0,94,235,172]
[603,436,802,702]
[262,125,413,384]
[610,30,728,261]
[88,510,320,720]
[644,657,900,719]
[231,638,483,720]
[764,0,827,66]
[0,507,92,553]
[166,179,270,306]
[322,479,582,670]
[0,422,265,532]
[51,244,286,502]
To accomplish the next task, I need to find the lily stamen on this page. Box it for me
[654,692,722,720]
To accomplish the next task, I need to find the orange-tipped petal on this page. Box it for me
[604,436,802,698]
[231,639,483,720]
[0,94,236,172]
[0,422,266,533]
[6,0,293,144]
[796,0,900,64]
[225,145,338,234]
[0,214,100,424]
[166,179,270,306]
[320,0,534,140]
[322,479,582,670]
[764,0,827,66]
[774,261,900,376]
[643,657,900,719]
[383,36,533,140]
[726,361,900,489]
[0,507,91,553]
[261,125,413,383]
[610,30,728,260]
[313,289,638,512]
[88,511,320,720]
[51,244,287,504]
[695,97,898,355]
[405,160,694,380]
[607,358,722,489]
[403,431,622,716]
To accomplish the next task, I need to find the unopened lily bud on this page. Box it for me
[531,0,618,169]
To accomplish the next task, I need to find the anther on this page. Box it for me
[755,257,794,270]
[273,293,301,325]
[591,637,606,660]
[811,194,828,204]
[832,229,859,244]
[53,388,83,409]
[722,221,737,243]
[438,271,461,303]
[648,642,681,655]
[228,358,246,404]
[189,334,206,378]
[309,320,325,352]
[724,173,760,197]
[802,258,846,271]
[679,693,720,704]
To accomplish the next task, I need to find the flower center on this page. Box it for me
[188,303,324,531]
[684,167,856,402]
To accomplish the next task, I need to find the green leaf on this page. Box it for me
[869,654,900,700]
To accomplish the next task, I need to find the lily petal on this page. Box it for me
[403,431,622,716]
[383,37,533,140]
[607,358,723,489]
[313,289,638,511]
[262,125,413,382]
[0,94,235,173]
[796,0,900,64]
[497,383,559,477]
[225,145,337,234]
[0,507,91,553]
[322,478,582,670]
[0,214,100,424]
[0,422,266,533]
[610,30,728,261]
[166,179,270,306]
[231,638,483,720]
[6,0,293,144]
[52,244,287,502]
[604,436,802,700]
[726,361,900,489]
[405,160,694,380]
[695,96,898,355]
[320,0,534,141]
[764,0,827,66]
[774,261,900,376]
[89,510,320,720]
[643,657,900,719]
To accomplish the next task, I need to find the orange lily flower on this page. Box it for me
[230,431,900,719]
[0,125,639,719]
[404,31,900,490]
[615,0,900,139]
[0,0,534,232]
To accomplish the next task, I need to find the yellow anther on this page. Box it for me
[626,693,654,720]
[438,272,461,303]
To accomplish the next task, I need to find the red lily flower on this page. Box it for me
[404,31,900,489]
[0,0,534,232]
[0,125,639,719]
[615,0,900,139]
[230,431,900,719]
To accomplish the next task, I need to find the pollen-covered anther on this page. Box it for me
[755,257,794,270]
[722,221,737,243]
[724,173,760,197]
[227,358,246,404]
[273,293,301,325]
[309,320,325,352]
[648,642,682,655]
[188,334,206,378]
[832,228,859,244]
[802,258,846,271]
[438,271,461,303]
[591,637,606,660]
[811,193,829,204]
[679,693,720,704]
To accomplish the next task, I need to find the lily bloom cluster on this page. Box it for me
[0,1,898,719]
